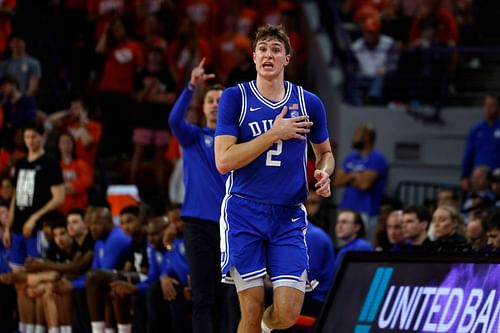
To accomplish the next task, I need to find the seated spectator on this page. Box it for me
[486,209,500,251]
[492,168,500,208]
[47,96,103,179]
[56,132,92,214]
[401,205,433,251]
[432,205,468,252]
[436,187,460,210]
[0,249,16,332]
[466,210,488,252]
[385,210,405,251]
[108,214,168,333]
[0,177,13,203]
[334,209,373,270]
[86,204,150,333]
[303,220,335,317]
[349,16,397,105]
[0,35,42,96]
[461,165,495,213]
[85,205,133,333]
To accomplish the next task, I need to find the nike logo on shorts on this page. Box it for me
[291,217,301,222]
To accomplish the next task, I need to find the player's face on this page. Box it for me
[432,208,457,240]
[1,179,13,200]
[24,129,43,152]
[335,211,359,241]
[67,213,87,237]
[58,134,74,157]
[484,96,499,121]
[402,213,426,241]
[120,213,141,237]
[253,38,290,79]
[487,228,500,249]
[146,218,167,250]
[386,214,404,245]
[203,89,222,123]
[53,227,72,251]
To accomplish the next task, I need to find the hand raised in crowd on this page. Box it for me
[190,58,216,87]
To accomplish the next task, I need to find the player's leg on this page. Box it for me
[41,282,60,333]
[58,282,74,333]
[262,286,304,330]
[110,292,132,333]
[263,205,309,331]
[86,270,116,333]
[231,268,266,333]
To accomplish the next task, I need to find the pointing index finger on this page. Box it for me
[198,57,206,69]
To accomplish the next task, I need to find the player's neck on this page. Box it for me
[28,148,44,162]
[256,75,285,102]
[206,119,216,130]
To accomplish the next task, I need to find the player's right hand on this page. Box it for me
[190,58,216,87]
[271,106,313,140]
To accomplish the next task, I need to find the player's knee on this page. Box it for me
[86,269,106,286]
[240,298,264,321]
[274,301,301,327]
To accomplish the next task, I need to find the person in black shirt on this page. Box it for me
[2,120,65,333]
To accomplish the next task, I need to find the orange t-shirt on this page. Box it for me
[59,159,92,214]
[0,0,16,54]
[99,39,144,93]
[409,9,459,44]
[179,0,218,39]
[67,120,103,178]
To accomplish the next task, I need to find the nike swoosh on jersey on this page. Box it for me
[291,217,301,222]
[249,106,262,112]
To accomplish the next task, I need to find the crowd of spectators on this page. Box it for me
[339,0,497,107]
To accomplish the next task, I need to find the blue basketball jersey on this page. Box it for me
[216,80,329,206]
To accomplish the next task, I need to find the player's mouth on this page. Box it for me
[263,62,274,69]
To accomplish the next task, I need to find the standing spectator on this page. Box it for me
[168,60,229,333]
[461,94,500,192]
[56,132,92,215]
[334,209,373,270]
[401,205,433,250]
[48,96,103,179]
[334,124,388,242]
[350,16,397,105]
[87,0,132,41]
[96,17,144,157]
[167,19,212,91]
[130,47,176,193]
[0,75,37,150]
[0,0,15,55]
[2,120,64,333]
[0,35,42,96]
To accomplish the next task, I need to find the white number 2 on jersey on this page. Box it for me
[266,140,283,167]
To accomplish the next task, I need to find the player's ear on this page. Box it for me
[284,54,291,66]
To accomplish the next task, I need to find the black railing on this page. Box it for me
[395,180,461,207]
